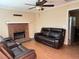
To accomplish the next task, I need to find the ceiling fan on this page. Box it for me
[25,0,54,11]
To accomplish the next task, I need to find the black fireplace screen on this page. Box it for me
[14,31,25,40]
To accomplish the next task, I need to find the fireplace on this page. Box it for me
[8,23,29,43]
[14,31,25,40]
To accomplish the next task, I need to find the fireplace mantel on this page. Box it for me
[6,22,30,24]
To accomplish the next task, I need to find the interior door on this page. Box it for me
[68,16,76,45]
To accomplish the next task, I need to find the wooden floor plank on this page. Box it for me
[23,40,79,59]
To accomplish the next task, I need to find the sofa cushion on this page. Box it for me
[50,28,63,32]
[49,31,62,39]
[41,28,50,36]
[42,31,50,36]
[36,35,55,42]
[11,46,31,59]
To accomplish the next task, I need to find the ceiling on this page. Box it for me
[0,0,77,12]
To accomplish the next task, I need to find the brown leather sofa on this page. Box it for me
[0,36,36,59]
[34,28,65,49]
[0,43,36,59]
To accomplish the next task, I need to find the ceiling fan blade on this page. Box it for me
[29,7,36,9]
[42,5,54,7]
[25,3,35,6]
[40,0,47,5]
[36,0,47,6]
[38,0,40,2]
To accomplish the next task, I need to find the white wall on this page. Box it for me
[35,1,79,45]
[1,1,79,45]
[0,9,36,38]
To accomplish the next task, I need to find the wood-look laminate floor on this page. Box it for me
[23,40,79,59]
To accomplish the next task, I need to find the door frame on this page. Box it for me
[67,7,79,45]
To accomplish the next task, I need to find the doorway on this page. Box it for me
[68,9,79,46]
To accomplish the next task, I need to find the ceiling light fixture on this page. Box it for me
[36,6,41,10]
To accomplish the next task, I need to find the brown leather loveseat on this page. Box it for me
[0,36,36,59]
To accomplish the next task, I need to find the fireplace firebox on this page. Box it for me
[14,31,25,40]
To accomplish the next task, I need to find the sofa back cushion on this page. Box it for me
[50,28,63,32]
[41,28,65,39]
[49,31,62,39]
[49,28,65,39]
[41,28,50,36]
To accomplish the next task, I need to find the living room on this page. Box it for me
[0,0,79,59]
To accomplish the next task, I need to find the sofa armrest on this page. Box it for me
[35,33,42,35]
[34,33,42,37]
[18,50,36,59]
[34,33,43,40]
